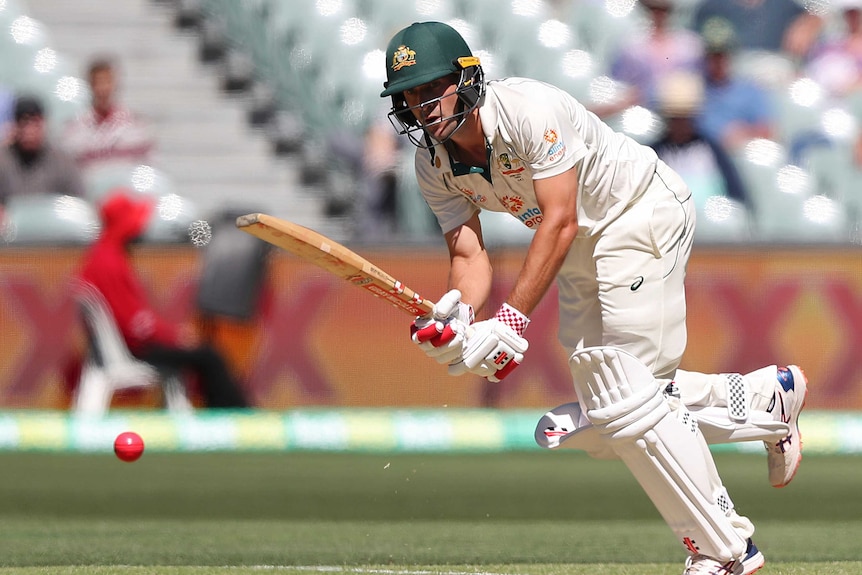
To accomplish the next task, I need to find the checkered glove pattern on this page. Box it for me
[494,302,530,336]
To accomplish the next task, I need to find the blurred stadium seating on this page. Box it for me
[2,0,860,245]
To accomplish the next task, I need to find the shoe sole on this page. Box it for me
[745,563,765,575]
[743,550,766,575]
[773,366,808,489]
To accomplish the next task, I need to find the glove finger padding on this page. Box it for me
[410,289,474,365]
[418,320,468,364]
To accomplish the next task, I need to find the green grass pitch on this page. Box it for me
[0,451,860,574]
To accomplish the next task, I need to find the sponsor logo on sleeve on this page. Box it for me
[543,129,566,161]
[458,186,486,204]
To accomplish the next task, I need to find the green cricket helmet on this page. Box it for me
[380,21,484,148]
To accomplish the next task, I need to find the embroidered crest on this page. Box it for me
[391,45,416,71]
[497,153,525,176]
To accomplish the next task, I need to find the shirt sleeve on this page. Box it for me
[504,88,587,180]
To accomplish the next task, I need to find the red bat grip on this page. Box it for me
[411,322,458,347]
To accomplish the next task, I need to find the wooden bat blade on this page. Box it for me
[236,213,434,316]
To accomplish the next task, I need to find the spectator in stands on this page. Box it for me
[696,27,776,152]
[595,0,704,118]
[0,95,86,214]
[804,0,862,167]
[79,190,250,408]
[64,55,155,172]
[651,72,750,210]
[692,0,823,59]
[805,0,862,99]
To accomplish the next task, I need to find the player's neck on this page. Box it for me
[448,115,486,167]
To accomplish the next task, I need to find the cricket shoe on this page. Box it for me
[683,539,765,575]
[766,365,808,488]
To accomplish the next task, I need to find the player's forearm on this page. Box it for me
[506,215,577,316]
[449,250,493,314]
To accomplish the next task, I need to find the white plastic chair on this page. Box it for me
[72,281,192,416]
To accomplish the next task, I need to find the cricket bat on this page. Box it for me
[235,213,434,316]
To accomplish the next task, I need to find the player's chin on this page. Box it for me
[426,119,455,142]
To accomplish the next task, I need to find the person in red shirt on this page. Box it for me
[79,190,249,408]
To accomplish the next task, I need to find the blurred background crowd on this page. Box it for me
[1,0,861,414]
[1,0,861,248]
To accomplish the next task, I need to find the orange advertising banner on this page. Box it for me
[0,246,860,410]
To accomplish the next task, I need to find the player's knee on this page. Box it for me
[569,346,667,438]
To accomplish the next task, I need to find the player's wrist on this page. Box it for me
[494,302,529,336]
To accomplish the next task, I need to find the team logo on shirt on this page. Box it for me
[543,129,558,144]
[391,45,416,71]
[497,153,525,177]
[500,195,525,214]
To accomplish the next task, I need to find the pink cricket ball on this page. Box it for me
[114,431,145,462]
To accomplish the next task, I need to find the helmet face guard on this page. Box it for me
[387,61,485,149]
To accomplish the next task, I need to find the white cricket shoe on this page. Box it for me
[766,365,808,488]
[683,539,765,575]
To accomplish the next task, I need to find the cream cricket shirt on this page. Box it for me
[415,77,660,237]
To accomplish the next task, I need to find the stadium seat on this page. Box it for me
[359,0,457,38]
[734,143,851,242]
[142,192,201,244]
[772,80,828,150]
[733,49,796,92]
[83,163,176,202]
[0,12,89,136]
[83,164,200,244]
[72,280,192,416]
[395,147,438,240]
[1,194,100,245]
[562,0,641,67]
[694,196,753,244]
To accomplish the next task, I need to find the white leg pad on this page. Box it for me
[668,370,790,444]
[570,346,749,562]
[534,401,788,452]
[690,406,789,444]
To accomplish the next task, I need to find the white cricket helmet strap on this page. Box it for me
[569,346,751,562]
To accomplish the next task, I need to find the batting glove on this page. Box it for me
[450,303,529,382]
[411,289,474,365]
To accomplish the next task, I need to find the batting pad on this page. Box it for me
[569,346,750,562]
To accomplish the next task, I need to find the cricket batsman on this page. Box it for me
[380,21,806,575]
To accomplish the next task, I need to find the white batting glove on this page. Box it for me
[450,303,529,382]
[411,289,474,365]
